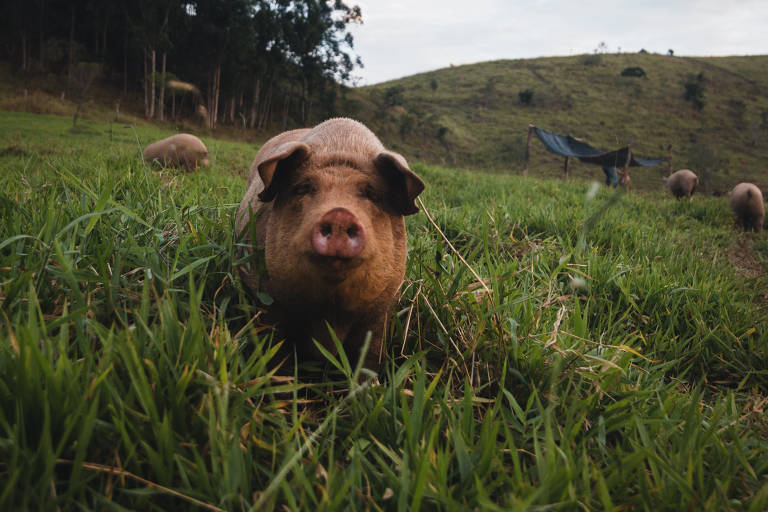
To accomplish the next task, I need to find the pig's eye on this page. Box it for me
[291,183,315,196]
[361,185,382,203]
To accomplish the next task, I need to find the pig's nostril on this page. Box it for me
[346,226,358,238]
[320,224,332,237]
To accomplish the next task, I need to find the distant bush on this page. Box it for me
[620,66,646,77]
[518,88,534,105]
[683,73,706,110]
[383,85,405,107]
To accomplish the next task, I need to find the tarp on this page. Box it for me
[534,127,666,167]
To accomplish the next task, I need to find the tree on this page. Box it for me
[70,61,100,128]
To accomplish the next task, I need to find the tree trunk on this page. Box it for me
[229,96,236,125]
[158,52,166,121]
[67,6,76,83]
[21,32,27,71]
[259,78,273,130]
[102,16,108,57]
[143,48,149,117]
[149,49,156,119]
[282,90,290,131]
[249,79,260,129]
[39,0,46,71]
[123,38,128,95]
[208,66,221,129]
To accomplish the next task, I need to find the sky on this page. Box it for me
[347,0,768,85]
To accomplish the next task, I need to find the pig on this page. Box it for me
[235,118,425,371]
[729,182,764,232]
[665,169,699,199]
[142,133,209,171]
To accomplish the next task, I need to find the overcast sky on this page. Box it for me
[347,0,768,85]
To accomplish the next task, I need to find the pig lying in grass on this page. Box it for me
[729,182,764,232]
[665,169,699,199]
[142,133,209,171]
[236,118,425,371]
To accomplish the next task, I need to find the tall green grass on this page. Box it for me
[1,111,767,510]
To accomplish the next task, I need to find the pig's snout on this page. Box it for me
[311,208,366,259]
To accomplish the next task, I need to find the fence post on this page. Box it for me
[620,139,633,188]
[563,156,570,180]
[523,124,534,177]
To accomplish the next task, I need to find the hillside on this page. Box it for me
[339,53,768,192]
[2,53,768,193]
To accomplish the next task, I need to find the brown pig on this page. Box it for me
[235,118,425,371]
[142,133,209,171]
[665,169,699,199]
[729,182,764,232]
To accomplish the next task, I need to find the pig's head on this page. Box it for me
[254,140,424,312]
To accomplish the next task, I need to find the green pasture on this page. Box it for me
[1,111,767,510]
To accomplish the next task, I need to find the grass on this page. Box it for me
[1,109,768,510]
[343,53,768,193]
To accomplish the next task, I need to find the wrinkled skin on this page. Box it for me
[665,169,699,199]
[142,133,209,171]
[729,182,765,232]
[236,118,424,371]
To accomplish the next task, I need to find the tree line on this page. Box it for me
[0,0,363,130]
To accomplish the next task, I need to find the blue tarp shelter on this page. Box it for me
[533,127,667,168]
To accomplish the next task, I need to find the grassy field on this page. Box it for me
[1,110,768,510]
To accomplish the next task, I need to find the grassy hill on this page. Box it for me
[340,53,768,192]
[1,111,767,509]
[3,53,768,193]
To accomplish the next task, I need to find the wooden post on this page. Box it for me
[620,139,633,188]
[667,143,673,176]
[523,124,534,177]
[563,156,570,180]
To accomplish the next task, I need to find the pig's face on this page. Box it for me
[256,143,424,313]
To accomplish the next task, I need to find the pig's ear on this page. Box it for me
[374,151,425,215]
[257,141,311,202]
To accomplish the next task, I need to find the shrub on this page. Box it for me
[383,85,405,107]
[683,73,706,110]
[518,88,534,105]
[620,66,646,77]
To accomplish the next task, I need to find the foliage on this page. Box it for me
[620,66,646,77]
[383,85,405,107]
[518,88,534,105]
[0,0,363,129]
[683,72,706,110]
[1,110,767,510]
